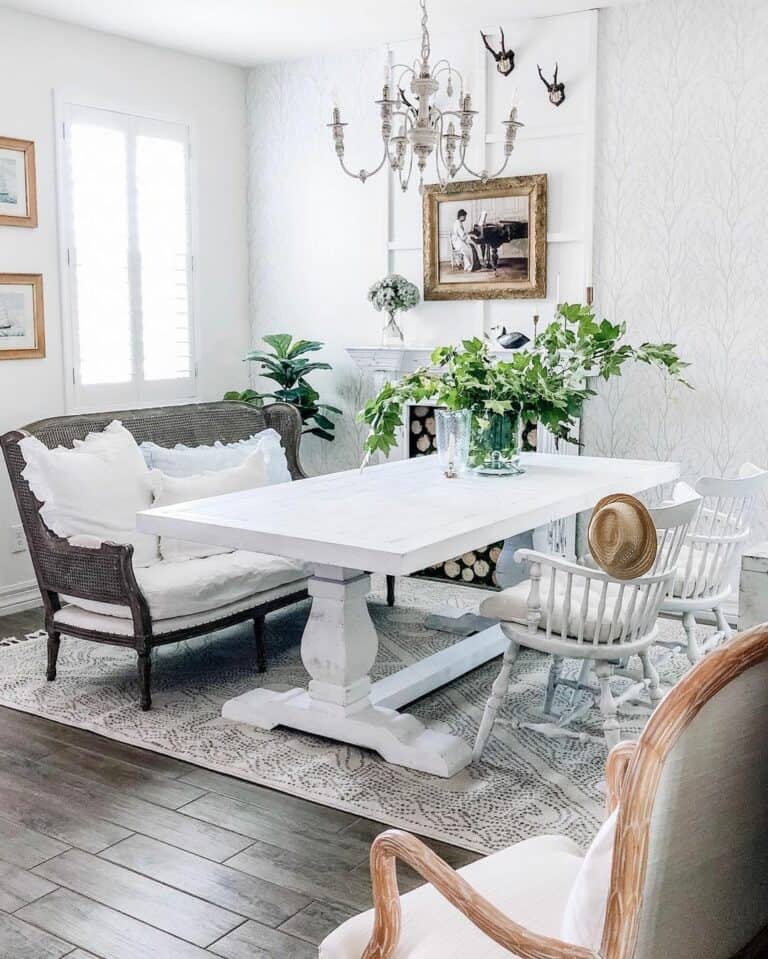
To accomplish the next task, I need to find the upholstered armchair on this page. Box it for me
[320,623,768,959]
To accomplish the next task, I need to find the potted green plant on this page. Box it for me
[359,303,689,472]
[367,274,420,345]
[225,334,341,442]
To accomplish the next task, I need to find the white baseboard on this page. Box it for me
[0,580,42,616]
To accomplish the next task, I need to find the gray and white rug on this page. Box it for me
[0,577,704,854]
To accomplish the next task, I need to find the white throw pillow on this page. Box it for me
[19,420,159,567]
[560,808,618,951]
[151,449,269,562]
[140,429,291,484]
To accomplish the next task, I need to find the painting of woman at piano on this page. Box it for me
[423,174,546,300]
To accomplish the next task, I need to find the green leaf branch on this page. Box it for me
[358,304,690,460]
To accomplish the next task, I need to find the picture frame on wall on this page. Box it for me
[0,137,38,228]
[422,174,547,300]
[0,273,45,360]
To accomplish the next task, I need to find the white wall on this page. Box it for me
[0,7,249,610]
[247,12,597,475]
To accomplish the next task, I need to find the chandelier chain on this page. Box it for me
[419,0,430,65]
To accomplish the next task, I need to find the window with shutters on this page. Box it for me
[58,101,197,410]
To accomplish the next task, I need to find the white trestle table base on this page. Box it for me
[139,453,679,777]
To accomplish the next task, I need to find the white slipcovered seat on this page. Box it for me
[320,835,584,959]
[62,550,309,622]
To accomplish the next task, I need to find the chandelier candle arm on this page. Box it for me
[327,0,523,191]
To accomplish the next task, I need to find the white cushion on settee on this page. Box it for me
[149,451,272,562]
[140,429,290,484]
[319,834,584,959]
[62,550,310,622]
[55,578,307,636]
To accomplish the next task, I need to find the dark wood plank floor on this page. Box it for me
[0,607,480,957]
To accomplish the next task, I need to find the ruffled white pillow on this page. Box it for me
[560,808,617,951]
[19,420,159,567]
[140,429,291,484]
[150,449,269,562]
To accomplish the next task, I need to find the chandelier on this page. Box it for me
[327,0,523,192]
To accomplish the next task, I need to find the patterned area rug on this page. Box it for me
[0,577,706,854]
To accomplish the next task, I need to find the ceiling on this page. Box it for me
[1,0,639,67]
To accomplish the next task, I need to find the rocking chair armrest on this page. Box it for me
[605,741,637,815]
[361,829,599,959]
[513,548,615,583]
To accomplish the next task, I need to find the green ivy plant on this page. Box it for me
[225,334,341,442]
[358,303,690,459]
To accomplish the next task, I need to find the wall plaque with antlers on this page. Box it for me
[480,28,515,77]
[537,63,566,106]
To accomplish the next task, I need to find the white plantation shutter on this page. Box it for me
[60,103,196,409]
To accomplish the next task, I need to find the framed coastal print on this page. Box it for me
[422,174,547,300]
[0,137,38,228]
[0,274,45,360]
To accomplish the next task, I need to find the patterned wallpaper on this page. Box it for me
[585,0,768,539]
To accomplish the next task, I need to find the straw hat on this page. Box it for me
[587,493,657,580]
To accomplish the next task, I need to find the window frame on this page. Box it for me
[55,93,199,413]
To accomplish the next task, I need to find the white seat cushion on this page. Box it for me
[63,550,310,622]
[480,578,626,643]
[55,578,307,636]
[320,834,583,959]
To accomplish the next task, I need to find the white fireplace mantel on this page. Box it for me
[346,345,512,378]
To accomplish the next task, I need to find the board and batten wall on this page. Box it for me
[586,0,768,541]
[0,7,249,612]
[246,11,598,475]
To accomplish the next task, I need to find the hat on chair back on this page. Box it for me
[587,493,657,580]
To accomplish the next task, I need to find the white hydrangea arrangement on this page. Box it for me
[367,273,420,315]
[367,274,420,344]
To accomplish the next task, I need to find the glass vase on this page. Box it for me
[381,311,404,346]
[435,409,470,476]
[469,410,524,475]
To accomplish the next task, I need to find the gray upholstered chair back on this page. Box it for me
[621,634,768,959]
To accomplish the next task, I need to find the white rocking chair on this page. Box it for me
[473,491,700,755]
[659,462,768,664]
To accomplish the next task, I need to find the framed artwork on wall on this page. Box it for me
[422,174,547,300]
[0,137,38,228]
[0,273,45,360]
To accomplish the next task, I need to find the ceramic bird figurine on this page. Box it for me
[494,327,530,350]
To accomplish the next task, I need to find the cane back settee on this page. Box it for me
[1,401,310,710]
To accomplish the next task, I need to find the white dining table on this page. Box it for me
[138,452,679,777]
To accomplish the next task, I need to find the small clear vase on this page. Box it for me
[435,409,471,476]
[381,311,404,346]
[469,410,524,475]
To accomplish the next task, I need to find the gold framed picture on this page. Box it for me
[0,274,45,360]
[0,137,38,228]
[422,174,547,300]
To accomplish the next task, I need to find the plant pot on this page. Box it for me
[469,410,524,475]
